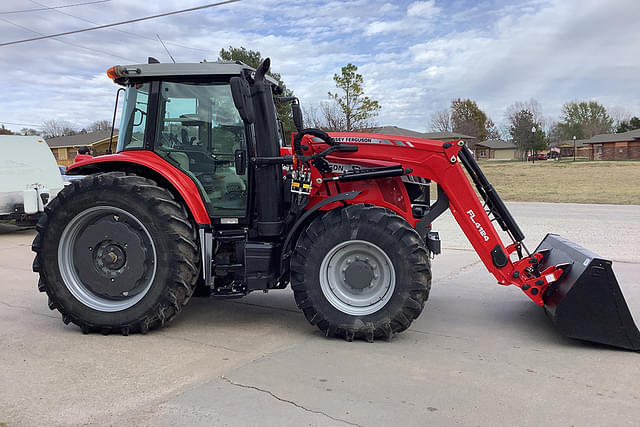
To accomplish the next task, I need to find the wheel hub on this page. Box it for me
[95,242,127,273]
[58,206,157,311]
[344,260,374,289]
[320,240,396,316]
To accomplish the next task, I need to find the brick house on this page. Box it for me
[584,129,640,160]
[473,139,516,160]
[46,130,117,166]
[552,139,591,158]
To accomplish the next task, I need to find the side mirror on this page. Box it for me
[230,77,255,124]
[234,149,246,175]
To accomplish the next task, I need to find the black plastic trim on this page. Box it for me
[491,244,509,268]
[416,185,449,237]
[280,191,361,269]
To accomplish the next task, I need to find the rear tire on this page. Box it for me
[290,205,431,342]
[32,172,200,334]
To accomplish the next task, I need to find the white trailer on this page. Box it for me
[0,135,65,225]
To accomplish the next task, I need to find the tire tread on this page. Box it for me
[32,171,200,334]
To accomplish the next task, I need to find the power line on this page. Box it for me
[28,0,214,55]
[0,122,42,127]
[0,0,240,47]
[0,16,138,62]
[0,0,110,15]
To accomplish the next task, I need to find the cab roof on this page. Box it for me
[109,60,279,85]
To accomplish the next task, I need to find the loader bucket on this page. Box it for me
[536,234,640,350]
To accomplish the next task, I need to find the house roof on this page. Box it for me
[584,128,640,144]
[367,126,475,140]
[475,139,516,149]
[46,130,118,148]
[552,138,590,148]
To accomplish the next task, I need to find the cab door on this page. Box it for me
[154,81,249,222]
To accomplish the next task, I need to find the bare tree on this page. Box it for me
[41,119,77,139]
[88,120,113,133]
[20,127,40,136]
[485,118,500,140]
[506,99,545,129]
[303,102,347,132]
[429,109,452,132]
[608,106,633,129]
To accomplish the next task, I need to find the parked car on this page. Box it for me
[0,136,65,226]
[527,153,548,161]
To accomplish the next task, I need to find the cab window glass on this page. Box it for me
[116,83,150,151]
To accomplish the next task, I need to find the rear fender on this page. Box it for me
[67,152,211,225]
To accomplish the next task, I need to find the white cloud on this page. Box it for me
[0,0,638,136]
[365,0,440,36]
[407,1,440,17]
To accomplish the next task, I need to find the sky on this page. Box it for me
[0,0,639,135]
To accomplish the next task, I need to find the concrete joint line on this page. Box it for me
[230,300,301,314]
[221,375,362,426]
[156,332,248,354]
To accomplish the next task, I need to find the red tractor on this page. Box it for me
[32,59,640,349]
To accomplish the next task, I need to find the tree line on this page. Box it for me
[431,98,639,158]
[0,119,113,139]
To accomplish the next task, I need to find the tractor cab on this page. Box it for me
[109,61,281,224]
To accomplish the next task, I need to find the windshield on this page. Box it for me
[116,83,150,152]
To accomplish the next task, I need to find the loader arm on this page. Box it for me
[308,132,640,349]
[310,133,564,306]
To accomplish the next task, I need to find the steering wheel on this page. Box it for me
[293,128,337,156]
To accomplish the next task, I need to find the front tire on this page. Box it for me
[290,205,431,342]
[32,172,200,334]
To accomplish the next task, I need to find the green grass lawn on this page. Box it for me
[473,159,640,205]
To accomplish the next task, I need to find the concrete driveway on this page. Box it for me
[1,202,639,426]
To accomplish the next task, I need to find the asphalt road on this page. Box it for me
[1,202,639,426]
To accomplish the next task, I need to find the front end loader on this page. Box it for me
[32,58,640,349]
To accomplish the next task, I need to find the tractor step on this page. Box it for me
[215,230,246,242]
[215,263,244,272]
